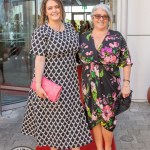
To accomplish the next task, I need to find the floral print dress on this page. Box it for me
[79,30,132,131]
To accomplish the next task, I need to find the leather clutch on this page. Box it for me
[31,76,62,102]
[115,90,133,115]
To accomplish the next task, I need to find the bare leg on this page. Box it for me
[51,148,57,150]
[92,124,104,150]
[102,126,113,150]
[72,148,80,150]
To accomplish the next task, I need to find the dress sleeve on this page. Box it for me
[118,34,133,68]
[30,28,48,56]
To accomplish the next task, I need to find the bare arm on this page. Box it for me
[123,65,131,82]
[122,65,131,98]
[35,56,47,99]
[35,56,45,86]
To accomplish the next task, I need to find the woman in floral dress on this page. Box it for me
[79,4,132,150]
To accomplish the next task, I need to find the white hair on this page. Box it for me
[91,3,112,22]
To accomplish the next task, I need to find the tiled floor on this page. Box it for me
[0,101,150,150]
[114,102,150,150]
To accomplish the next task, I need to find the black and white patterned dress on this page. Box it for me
[21,23,92,149]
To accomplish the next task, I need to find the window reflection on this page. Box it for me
[0,0,35,86]
[0,0,112,87]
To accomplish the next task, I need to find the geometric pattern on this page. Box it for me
[21,23,92,149]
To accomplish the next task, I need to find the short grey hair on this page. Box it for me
[91,3,112,22]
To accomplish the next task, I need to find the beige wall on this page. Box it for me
[117,0,150,101]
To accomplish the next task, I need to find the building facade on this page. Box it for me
[0,0,149,111]
[0,0,112,110]
[117,0,150,101]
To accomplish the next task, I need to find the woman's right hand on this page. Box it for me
[36,85,48,99]
[121,82,130,98]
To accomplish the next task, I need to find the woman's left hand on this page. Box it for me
[121,84,131,98]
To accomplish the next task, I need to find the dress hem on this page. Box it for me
[21,131,93,149]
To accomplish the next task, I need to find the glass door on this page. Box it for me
[85,13,91,21]
[0,0,35,87]
[0,0,36,108]
[72,12,92,34]
[72,13,84,21]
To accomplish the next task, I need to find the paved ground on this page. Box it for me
[114,101,150,150]
[0,101,150,150]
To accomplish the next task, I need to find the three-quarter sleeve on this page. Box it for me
[30,28,48,56]
[118,34,133,68]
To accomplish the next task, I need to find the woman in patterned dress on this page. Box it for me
[79,4,132,150]
[21,0,92,150]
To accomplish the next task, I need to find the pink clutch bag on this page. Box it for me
[30,76,62,102]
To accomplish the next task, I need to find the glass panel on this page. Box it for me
[72,13,84,32]
[86,14,92,21]
[72,6,84,12]
[84,6,94,12]
[1,89,28,106]
[73,14,84,21]
[65,6,72,12]
[66,13,72,22]
[38,0,42,15]
[0,0,35,86]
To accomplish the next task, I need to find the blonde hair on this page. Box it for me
[39,0,65,25]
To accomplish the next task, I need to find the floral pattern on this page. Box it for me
[79,30,132,131]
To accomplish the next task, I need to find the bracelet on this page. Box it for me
[123,79,130,83]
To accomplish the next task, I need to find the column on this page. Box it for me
[117,0,128,39]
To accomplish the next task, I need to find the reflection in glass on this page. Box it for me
[0,0,35,86]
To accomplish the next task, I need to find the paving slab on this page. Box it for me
[0,102,150,150]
